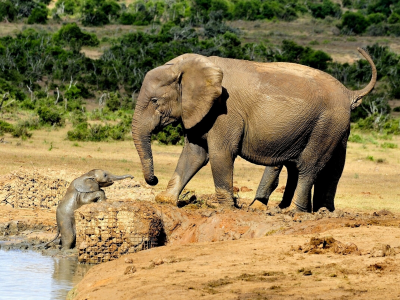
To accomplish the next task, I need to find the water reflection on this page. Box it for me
[0,250,91,300]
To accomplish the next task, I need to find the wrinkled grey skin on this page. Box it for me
[46,170,133,249]
[132,49,376,211]
[252,110,349,212]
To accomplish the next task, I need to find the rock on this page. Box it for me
[372,209,393,217]
[240,186,253,192]
[124,265,137,275]
[303,270,312,276]
[153,258,164,265]
[370,244,395,257]
[124,257,133,264]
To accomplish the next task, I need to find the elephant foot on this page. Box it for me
[209,194,240,209]
[155,191,178,205]
[282,203,309,217]
[249,198,269,207]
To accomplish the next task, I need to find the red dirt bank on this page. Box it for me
[70,208,400,300]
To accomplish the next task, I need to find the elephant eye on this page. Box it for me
[151,98,158,105]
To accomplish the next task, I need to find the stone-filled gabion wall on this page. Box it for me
[0,169,69,209]
[75,201,164,264]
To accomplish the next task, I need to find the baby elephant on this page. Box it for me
[46,169,133,249]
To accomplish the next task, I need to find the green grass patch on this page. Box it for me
[381,142,398,149]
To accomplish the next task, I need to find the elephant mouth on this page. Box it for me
[99,181,114,188]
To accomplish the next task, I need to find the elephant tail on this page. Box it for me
[42,227,60,249]
[349,47,377,110]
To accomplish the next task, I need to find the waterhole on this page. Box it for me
[0,249,92,300]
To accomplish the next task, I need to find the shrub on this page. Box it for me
[388,13,400,24]
[381,142,398,148]
[0,0,16,22]
[17,116,40,130]
[348,133,364,143]
[12,123,32,139]
[338,12,369,34]
[27,5,48,24]
[37,106,65,126]
[152,124,184,145]
[67,116,130,141]
[53,23,99,47]
[55,0,80,15]
[0,120,14,135]
[367,13,386,24]
[69,110,88,126]
[119,12,135,25]
[308,0,341,19]
[106,92,121,112]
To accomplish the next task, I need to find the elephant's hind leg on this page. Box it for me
[313,136,347,212]
[253,165,282,206]
[60,216,76,249]
[278,164,299,209]
[155,137,208,205]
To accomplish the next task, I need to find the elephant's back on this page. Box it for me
[208,56,350,111]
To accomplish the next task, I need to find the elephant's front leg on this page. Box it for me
[80,190,106,205]
[155,139,208,205]
[208,147,238,208]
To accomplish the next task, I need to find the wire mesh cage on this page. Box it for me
[75,201,165,264]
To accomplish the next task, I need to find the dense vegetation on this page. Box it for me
[0,0,400,144]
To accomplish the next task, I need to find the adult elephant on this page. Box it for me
[132,48,376,211]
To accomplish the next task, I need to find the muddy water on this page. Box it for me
[0,249,92,300]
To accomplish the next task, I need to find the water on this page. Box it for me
[0,250,92,300]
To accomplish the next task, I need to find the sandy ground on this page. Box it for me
[71,210,400,300]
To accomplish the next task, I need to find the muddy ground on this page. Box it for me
[1,171,400,300]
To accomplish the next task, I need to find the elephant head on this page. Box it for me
[74,169,134,192]
[132,54,223,186]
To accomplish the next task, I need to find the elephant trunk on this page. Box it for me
[132,112,158,186]
[109,174,134,181]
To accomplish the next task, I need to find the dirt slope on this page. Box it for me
[71,208,400,300]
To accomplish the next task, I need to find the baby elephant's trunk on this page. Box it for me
[109,174,134,181]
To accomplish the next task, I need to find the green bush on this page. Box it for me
[69,110,88,126]
[367,13,386,24]
[338,12,369,34]
[64,85,82,100]
[382,118,400,134]
[67,120,130,141]
[27,5,48,24]
[348,133,364,143]
[53,23,99,47]
[106,92,121,112]
[81,0,120,26]
[388,13,400,24]
[152,124,184,145]
[18,116,40,130]
[0,0,16,22]
[12,123,32,139]
[308,0,341,19]
[37,106,65,126]
[119,12,135,25]
[55,0,80,15]
[0,120,14,135]
[381,142,398,148]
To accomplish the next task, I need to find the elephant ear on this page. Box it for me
[73,176,99,193]
[170,55,223,129]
